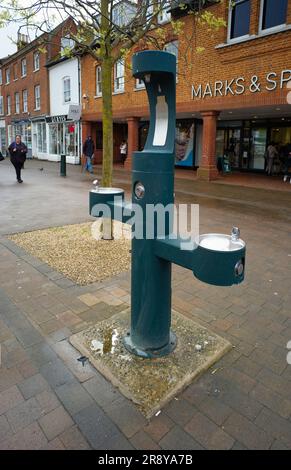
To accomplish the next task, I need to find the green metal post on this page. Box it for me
[60,154,66,177]
[123,51,177,358]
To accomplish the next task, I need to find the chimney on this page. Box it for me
[17,32,29,50]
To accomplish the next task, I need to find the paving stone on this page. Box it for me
[83,375,123,409]
[5,397,43,432]
[42,437,66,450]
[0,385,24,415]
[219,385,263,421]
[234,355,262,378]
[18,373,50,399]
[250,383,291,419]
[130,430,161,450]
[48,327,72,343]
[195,396,232,426]
[255,407,291,448]
[40,358,75,389]
[52,340,95,383]
[257,368,291,399]
[184,411,234,450]
[39,319,64,335]
[231,441,248,450]
[17,360,38,379]
[105,399,147,438]
[223,411,273,450]
[165,398,196,426]
[144,414,175,442]
[35,389,61,414]
[54,278,75,288]
[159,426,203,450]
[74,403,127,450]
[57,310,81,327]
[78,293,100,307]
[38,406,74,440]
[0,421,47,450]
[218,367,256,394]
[270,439,290,450]
[13,327,43,349]
[55,382,94,415]
[59,425,91,450]
[0,415,13,442]
[0,367,23,393]
[27,342,58,368]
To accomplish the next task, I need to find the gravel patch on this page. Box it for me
[9,223,131,285]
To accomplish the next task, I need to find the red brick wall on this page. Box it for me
[81,0,291,121]
[1,45,50,126]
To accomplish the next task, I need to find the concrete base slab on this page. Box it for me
[70,309,231,418]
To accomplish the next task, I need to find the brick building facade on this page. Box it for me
[0,19,76,160]
[81,0,291,179]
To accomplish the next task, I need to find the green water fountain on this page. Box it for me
[89,50,246,359]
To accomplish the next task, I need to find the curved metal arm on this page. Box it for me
[132,51,176,154]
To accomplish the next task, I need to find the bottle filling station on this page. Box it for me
[89,50,246,359]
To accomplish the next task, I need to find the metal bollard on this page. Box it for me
[60,154,66,177]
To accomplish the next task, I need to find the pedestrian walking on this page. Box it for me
[82,136,95,174]
[8,135,27,183]
[265,142,278,176]
[120,140,127,165]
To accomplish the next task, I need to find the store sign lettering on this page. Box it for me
[191,70,291,99]
[46,115,68,123]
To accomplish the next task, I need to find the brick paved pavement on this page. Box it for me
[0,160,291,449]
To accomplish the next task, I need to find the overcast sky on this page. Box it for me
[0,23,18,57]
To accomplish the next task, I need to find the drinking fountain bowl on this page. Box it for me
[89,187,124,216]
[192,232,246,287]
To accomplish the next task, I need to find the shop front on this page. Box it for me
[0,119,6,154]
[10,119,32,158]
[32,118,48,160]
[46,115,80,164]
[216,119,291,174]
[139,118,202,169]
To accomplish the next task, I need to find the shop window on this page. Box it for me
[0,96,3,115]
[15,92,20,114]
[228,0,251,41]
[23,90,28,113]
[260,0,288,32]
[96,66,102,97]
[36,122,47,153]
[34,52,40,71]
[49,123,60,155]
[114,59,125,93]
[7,96,11,115]
[63,77,71,103]
[6,68,10,84]
[34,85,40,110]
[49,122,78,156]
[21,58,27,77]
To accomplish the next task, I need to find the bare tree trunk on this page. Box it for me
[101,0,113,188]
[101,55,113,188]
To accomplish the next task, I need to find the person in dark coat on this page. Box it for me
[82,136,95,174]
[8,135,27,183]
